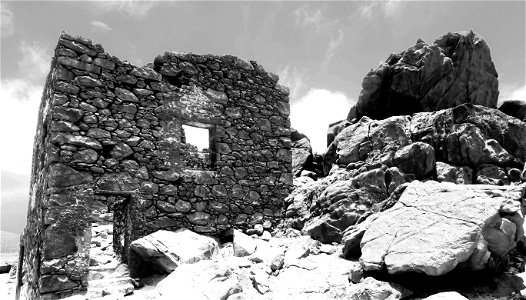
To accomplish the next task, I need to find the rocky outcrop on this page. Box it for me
[155,260,243,300]
[291,129,314,177]
[327,104,526,182]
[129,229,219,274]
[348,30,499,121]
[347,277,413,300]
[499,100,526,122]
[358,181,525,275]
[293,104,526,245]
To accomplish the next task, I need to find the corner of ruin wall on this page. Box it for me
[19,31,292,298]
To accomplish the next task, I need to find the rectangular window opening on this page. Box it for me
[182,123,216,170]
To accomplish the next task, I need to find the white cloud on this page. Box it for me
[1,3,14,38]
[277,66,306,101]
[93,0,158,18]
[320,29,344,73]
[499,84,526,104]
[0,79,42,176]
[290,89,355,154]
[1,40,50,176]
[18,41,51,83]
[91,20,113,32]
[293,5,324,32]
[356,0,402,20]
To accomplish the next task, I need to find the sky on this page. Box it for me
[0,0,525,234]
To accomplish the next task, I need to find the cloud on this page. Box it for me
[90,20,113,32]
[18,41,51,83]
[93,0,158,18]
[277,66,306,101]
[293,4,324,32]
[499,84,526,104]
[320,29,344,73]
[356,0,402,20]
[1,40,50,176]
[0,79,42,176]
[290,89,355,154]
[1,3,14,38]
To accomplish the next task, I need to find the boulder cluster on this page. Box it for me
[285,30,526,298]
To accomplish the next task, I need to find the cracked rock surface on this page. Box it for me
[359,181,526,276]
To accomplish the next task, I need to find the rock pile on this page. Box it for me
[284,30,526,298]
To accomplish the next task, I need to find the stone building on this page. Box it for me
[17,32,292,299]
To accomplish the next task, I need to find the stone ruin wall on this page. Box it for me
[18,32,292,299]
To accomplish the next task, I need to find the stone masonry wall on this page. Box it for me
[18,32,292,299]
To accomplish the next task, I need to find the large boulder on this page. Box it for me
[129,229,219,273]
[156,260,242,300]
[329,116,412,168]
[393,142,436,178]
[233,229,257,257]
[359,181,525,275]
[348,30,498,121]
[347,277,413,300]
[291,128,314,177]
[436,162,472,184]
[499,100,526,122]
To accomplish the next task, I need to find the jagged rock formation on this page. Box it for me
[347,30,499,121]
[285,29,526,293]
[499,100,526,122]
[17,32,291,299]
[291,128,322,178]
[291,128,313,177]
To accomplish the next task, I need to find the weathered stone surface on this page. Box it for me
[53,107,84,122]
[411,104,526,163]
[348,30,498,121]
[152,170,180,181]
[268,251,357,299]
[110,142,133,160]
[303,216,343,244]
[291,128,315,177]
[436,162,472,184]
[477,164,509,185]
[423,292,469,300]
[48,164,93,187]
[359,181,525,275]
[187,212,210,225]
[446,124,513,166]
[39,275,78,294]
[394,142,436,178]
[347,277,412,300]
[233,230,257,257]
[42,227,78,259]
[87,128,111,139]
[130,66,162,81]
[130,229,219,273]
[331,116,411,169]
[75,75,102,87]
[96,172,139,191]
[71,149,98,163]
[50,132,102,150]
[156,260,242,300]
[499,99,526,122]
[115,87,139,102]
